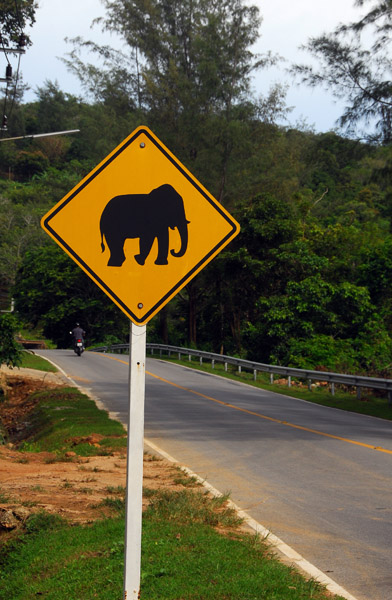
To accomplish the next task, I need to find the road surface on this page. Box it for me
[37,349,392,600]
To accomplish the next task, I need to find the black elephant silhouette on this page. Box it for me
[99,184,190,267]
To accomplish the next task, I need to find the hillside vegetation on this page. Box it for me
[1,0,391,378]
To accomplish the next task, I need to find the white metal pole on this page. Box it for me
[123,322,147,600]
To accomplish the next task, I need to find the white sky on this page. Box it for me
[15,0,363,133]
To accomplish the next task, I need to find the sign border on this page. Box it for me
[42,127,239,324]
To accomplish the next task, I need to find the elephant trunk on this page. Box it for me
[171,219,189,258]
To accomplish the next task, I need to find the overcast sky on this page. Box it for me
[15,0,363,133]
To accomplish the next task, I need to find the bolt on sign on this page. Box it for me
[41,126,240,324]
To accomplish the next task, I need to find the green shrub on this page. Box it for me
[0,313,22,368]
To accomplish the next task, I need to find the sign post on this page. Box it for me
[124,323,146,600]
[41,126,240,599]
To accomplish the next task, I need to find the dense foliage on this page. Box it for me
[0,313,21,367]
[1,0,392,376]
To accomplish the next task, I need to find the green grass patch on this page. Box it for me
[141,518,338,600]
[100,496,125,512]
[173,466,202,487]
[100,435,127,449]
[146,489,242,529]
[19,351,57,372]
[16,387,125,455]
[0,513,125,600]
[158,355,392,421]
[0,493,344,600]
[106,485,126,495]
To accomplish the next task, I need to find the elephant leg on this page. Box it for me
[155,228,169,265]
[135,232,155,266]
[106,235,126,267]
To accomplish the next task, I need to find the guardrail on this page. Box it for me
[90,342,392,404]
[17,339,47,349]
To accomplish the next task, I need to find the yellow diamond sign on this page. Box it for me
[41,126,240,325]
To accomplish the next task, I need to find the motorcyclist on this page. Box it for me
[71,323,86,348]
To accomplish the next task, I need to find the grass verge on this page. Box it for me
[16,387,127,456]
[157,355,392,421]
[0,489,345,600]
[0,383,346,599]
[19,351,58,372]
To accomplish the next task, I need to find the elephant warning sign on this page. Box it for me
[41,126,240,325]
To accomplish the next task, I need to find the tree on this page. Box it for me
[13,244,129,348]
[0,313,21,368]
[342,0,392,50]
[31,81,81,135]
[95,0,264,114]
[66,0,282,202]
[0,196,44,288]
[243,274,392,374]
[0,0,36,47]
[13,149,49,180]
[293,0,392,143]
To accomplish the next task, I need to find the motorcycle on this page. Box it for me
[74,338,84,356]
[70,333,85,356]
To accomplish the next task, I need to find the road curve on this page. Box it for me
[37,349,392,600]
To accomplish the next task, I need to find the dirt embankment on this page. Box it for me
[0,367,182,532]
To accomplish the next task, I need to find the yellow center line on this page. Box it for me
[96,353,392,455]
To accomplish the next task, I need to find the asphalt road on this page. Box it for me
[37,349,392,600]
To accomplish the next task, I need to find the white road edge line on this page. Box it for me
[144,437,360,600]
[34,353,124,424]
